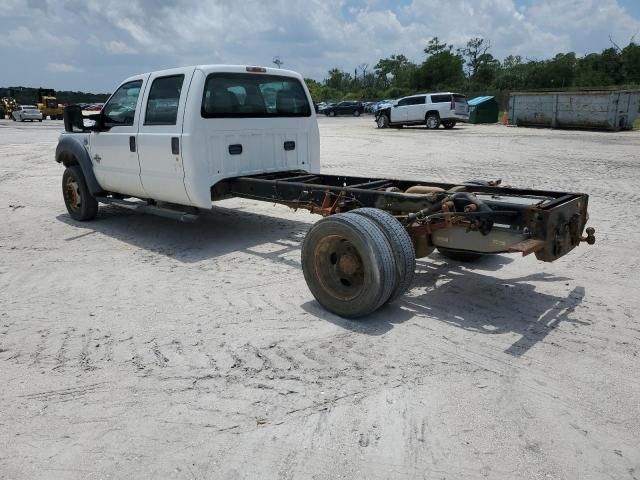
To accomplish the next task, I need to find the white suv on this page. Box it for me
[375,92,468,129]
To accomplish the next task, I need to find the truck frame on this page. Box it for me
[55,65,595,318]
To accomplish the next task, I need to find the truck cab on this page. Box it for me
[57,65,320,210]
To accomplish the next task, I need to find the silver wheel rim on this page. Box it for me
[427,116,438,129]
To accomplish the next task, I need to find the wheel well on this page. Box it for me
[425,110,440,118]
[57,151,78,167]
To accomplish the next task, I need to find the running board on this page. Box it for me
[96,197,199,223]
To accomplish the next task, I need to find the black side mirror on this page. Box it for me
[63,105,87,132]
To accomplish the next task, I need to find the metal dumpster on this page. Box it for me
[508,90,640,131]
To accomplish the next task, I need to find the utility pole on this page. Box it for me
[273,56,284,69]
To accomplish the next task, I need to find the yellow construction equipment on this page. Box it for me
[36,88,64,120]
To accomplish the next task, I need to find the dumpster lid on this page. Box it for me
[468,96,495,106]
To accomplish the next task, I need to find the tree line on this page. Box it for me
[304,37,640,106]
[0,87,109,105]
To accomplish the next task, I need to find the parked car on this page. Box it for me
[324,101,364,117]
[375,93,468,129]
[12,105,43,122]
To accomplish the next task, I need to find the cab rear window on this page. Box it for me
[201,73,311,118]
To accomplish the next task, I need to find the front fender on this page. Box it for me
[55,136,103,195]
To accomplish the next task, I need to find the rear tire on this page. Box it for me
[351,208,416,303]
[425,113,440,129]
[329,111,336,117]
[62,165,99,221]
[301,213,397,318]
[376,114,389,129]
[442,120,456,129]
[353,110,361,117]
[437,247,483,262]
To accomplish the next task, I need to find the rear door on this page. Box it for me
[453,94,469,117]
[406,96,426,122]
[137,69,194,205]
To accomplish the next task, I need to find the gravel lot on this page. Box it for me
[1,117,639,479]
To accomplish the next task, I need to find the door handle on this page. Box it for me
[171,137,180,155]
[129,136,136,153]
[93,154,101,162]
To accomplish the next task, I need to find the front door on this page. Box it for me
[391,99,409,122]
[91,76,149,197]
[137,70,193,205]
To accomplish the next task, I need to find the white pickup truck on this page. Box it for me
[56,65,595,318]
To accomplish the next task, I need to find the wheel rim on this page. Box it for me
[314,235,365,301]
[426,116,438,128]
[64,175,81,211]
[377,116,386,128]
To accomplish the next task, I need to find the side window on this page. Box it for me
[408,96,426,105]
[430,94,452,103]
[145,75,184,126]
[397,98,410,106]
[102,80,143,126]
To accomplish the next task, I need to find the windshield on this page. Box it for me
[201,73,311,118]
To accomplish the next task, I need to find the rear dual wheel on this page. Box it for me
[301,210,415,318]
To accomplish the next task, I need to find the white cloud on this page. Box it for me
[105,40,138,55]
[47,62,83,73]
[0,0,639,91]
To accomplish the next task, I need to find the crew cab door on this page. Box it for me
[91,76,148,197]
[137,69,194,205]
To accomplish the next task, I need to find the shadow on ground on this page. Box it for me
[305,254,586,356]
[57,203,312,268]
[59,206,587,356]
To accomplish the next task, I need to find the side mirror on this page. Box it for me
[393,103,399,108]
[63,105,87,132]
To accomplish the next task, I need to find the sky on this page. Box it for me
[1,0,639,93]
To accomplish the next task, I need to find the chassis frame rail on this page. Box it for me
[214,170,591,262]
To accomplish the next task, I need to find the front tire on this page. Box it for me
[376,114,389,129]
[353,110,361,117]
[301,213,397,318]
[329,110,336,117]
[62,165,99,221]
[425,113,440,129]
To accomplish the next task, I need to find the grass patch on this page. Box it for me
[634,117,640,130]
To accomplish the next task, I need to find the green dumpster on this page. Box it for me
[468,96,499,124]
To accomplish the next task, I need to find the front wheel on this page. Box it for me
[329,111,336,117]
[425,113,440,129]
[62,165,99,221]
[442,120,456,129]
[376,114,389,129]
[353,110,361,117]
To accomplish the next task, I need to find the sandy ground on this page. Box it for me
[0,117,639,480]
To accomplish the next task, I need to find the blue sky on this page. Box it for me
[1,0,639,93]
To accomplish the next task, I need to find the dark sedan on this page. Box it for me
[324,101,364,117]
